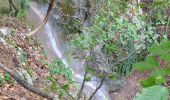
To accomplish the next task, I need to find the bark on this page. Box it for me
[0,63,55,100]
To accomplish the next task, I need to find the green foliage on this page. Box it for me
[133,86,169,100]
[70,0,168,76]
[48,59,73,81]
[149,39,170,55]
[0,76,5,86]
[4,73,11,82]
[0,73,12,86]
[17,9,26,18]
[46,76,72,99]
[134,39,170,87]
[133,56,159,71]
[20,51,28,63]
[16,0,29,18]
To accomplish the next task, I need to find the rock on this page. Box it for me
[92,44,112,73]
[0,38,7,45]
[0,28,11,36]
[106,77,126,92]
[16,68,34,85]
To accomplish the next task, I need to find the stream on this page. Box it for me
[27,2,110,100]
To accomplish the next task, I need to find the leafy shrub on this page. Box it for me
[4,73,11,82]
[70,0,165,76]
[48,59,73,81]
[134,39,170,87]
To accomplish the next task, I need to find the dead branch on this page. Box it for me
[27,0,55,36]
[0,63,55,100]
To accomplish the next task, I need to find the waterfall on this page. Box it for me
[27,2,110,100]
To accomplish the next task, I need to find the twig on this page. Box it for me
[55,79,74,100]
[77,70,87,100]
[88,74,107,100]
[27,0,55,36]
[0,63,55,100]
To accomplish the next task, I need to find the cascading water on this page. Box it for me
[27,2,110,100]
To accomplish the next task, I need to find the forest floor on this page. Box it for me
[0,16,58,100]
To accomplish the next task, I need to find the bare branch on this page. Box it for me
[0,63,55,100]
[27,0,55,36]
[54,79,74,100]
[88,74,107,100]
[77,70,87,100]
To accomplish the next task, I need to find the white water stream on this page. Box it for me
[27,2,110,100]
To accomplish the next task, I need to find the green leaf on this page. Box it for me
[141,68,170,87]
[140,77,156,87]
[4,73,11,82]
[155,76,166,85]
[160,53,170,62]
[133,56,159,71]
[133,86,169,100]
[108,74,116,80]
[149,39,170,55]
[62,84,69,91]
[17,9,26,18]
[151,68,170,77]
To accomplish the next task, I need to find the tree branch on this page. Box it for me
[88,50,137,100]
[77,70,87,100]
[27,0,55,36]
[88,74,107,100]
[54,79,74,100]
[0,63,55,100]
